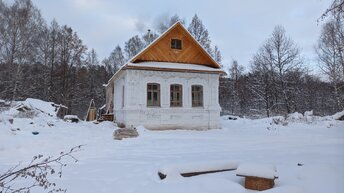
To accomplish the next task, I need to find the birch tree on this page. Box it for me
[103,45,125,74]
[316,18,344,111]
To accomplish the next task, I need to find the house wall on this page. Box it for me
[112,71,126,124]
[113,69,221,130]
[105,82,114,113]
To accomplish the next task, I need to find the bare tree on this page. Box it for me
[319,0,344,21]
[124,35,144,59]
[103,45,125,74]
[188,14,213,56]
[155,14,185,33]
[316,18,344,111]
[142,29,158,47]
[229,60,244,81]
[0,0,45,100]
[228,60,244,114]
[213,45,222,65]
[251,26,303,115]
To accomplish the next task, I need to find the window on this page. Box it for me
[170,84,183,107]
[171,39,182,50]
[192,85,203,107]
[147,83,160,107]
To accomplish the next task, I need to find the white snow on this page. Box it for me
[24,98,56,116]
[0,99,344,193]
[63,115,79,119]
[236,163,277,179]
[127,61,223,72]
[286,112,304,121]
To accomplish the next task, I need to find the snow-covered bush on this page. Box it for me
[271,116,288,126]
[286,112,304,122]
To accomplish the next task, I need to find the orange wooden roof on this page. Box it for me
[130,21,221,69]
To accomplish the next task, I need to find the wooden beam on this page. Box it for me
[158,168,236,180]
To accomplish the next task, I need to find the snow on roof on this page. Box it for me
[236,163,278,179]
[64,115,79,119]
[127,62,224,72]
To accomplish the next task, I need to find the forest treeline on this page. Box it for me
[0,0,343,118]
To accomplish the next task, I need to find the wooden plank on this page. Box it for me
[130,22,221,69]
[158,168,236,180]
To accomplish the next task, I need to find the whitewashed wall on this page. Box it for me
[112,69,221,130]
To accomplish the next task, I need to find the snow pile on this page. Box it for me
[2,98,57,118]
[24,98,56,116]
[268,110,344,126]
[236,163,277,179]
[271,116,288,126]
[63,115,79,120]
[286,112,304,122]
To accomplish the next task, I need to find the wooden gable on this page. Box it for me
[130,22,221,69]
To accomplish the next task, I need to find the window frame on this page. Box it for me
[191,85,203,107]
[147,83,161,107]
[171,38,182,50]
[170,84,183,107]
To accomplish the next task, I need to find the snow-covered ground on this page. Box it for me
[0,99,343,193]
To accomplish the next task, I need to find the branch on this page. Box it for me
[0,145,84,193]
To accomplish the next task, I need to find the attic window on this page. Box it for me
[171,39,182,50]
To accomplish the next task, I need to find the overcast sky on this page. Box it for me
[28,0,331,71]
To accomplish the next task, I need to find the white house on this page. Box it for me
[105,22,224,130]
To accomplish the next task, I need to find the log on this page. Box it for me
[158,168,236,180]
[158,161,238,180]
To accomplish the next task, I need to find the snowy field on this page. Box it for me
[0,99,344,193]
